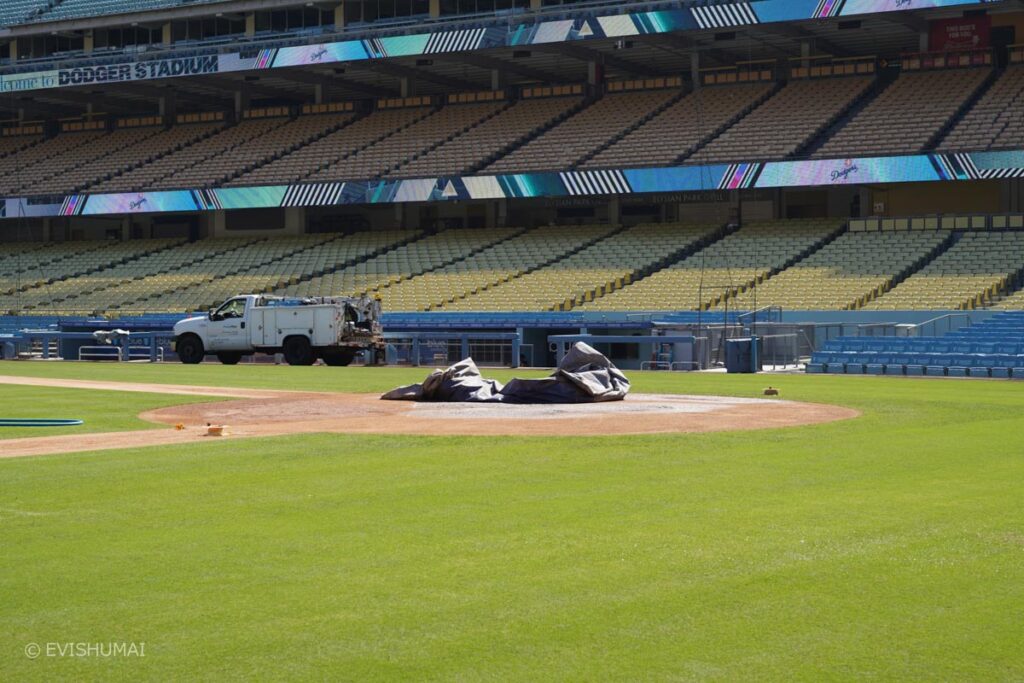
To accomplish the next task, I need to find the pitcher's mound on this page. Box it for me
[145,392,857,438]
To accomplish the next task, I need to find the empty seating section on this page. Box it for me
[19,128,158,195]
[729,229,951,310]
[22,238,264,315]
[184,113,357,188]
[110,230,416,314]
[28,0,209,24]
[122,235,344,313]
[583,84,773,170]
[809,312,1024,377]
[483,90,678,173]
[147,118,284,190]
[392,97,582,178]
[88,121,241,192]
[313,103,505,181]
[87,123,225,193]
[0,0,49,26]
[279,229,519,305]
[0,242,50,272]
[0,239,183,312]
[0,242,107,296]
[2,216,1024,316]
[582,220,839,311]
[30,127,171,195]
[0,134,42,160]
[696,77,873,162]
[814,68,989,158]
[940,66,1024,151]
[995,286,1024,309]
[234,108,428,186]
[0,131,107,195]
[385,225,618,311]
[442,223,719,311]
[865,231,1024,310]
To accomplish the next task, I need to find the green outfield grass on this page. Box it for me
[0,385,221,440]
[0,364,1022,681]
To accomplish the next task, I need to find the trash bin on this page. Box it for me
[725,337,762,374]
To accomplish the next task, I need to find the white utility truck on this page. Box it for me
[172,295,383,366]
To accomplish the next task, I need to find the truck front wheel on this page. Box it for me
[176,334,205,364]
[283,336,315,366]
[322,349,357,367]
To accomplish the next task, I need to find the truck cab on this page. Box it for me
[206,296,252,352]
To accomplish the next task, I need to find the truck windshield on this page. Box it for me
[215,298,246,319]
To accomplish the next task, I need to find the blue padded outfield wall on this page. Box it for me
[0,0,994,94]
[2,150,1022,220]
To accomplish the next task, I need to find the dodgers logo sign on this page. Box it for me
[831,160,860,183]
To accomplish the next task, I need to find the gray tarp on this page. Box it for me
[381,342,629,404]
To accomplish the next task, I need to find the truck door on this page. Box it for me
[207,297,250,351]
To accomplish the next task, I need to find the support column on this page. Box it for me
[801,41,811,68]
[690,51,700,88]
[400,77,413,98]
[83,32,94,54]
[587,60,603,87]
[284,207,305,235]
[497,199,508,228]
[429,0,440,19]
[334,3,346,29]
[860,187,873,216]
[919,31,929,53]
[159,93,177,123]
[490,69,506,91]
[211,210,227,238]
[314,83,324,104]
[530,0,541,9]
[234,86,251,118]
[42,218,52,242]
[394,204,405,228]
[8,40,17,63]
[608,195,621,225]
[162,23,172,46]
[245,13,256,38]
[121,216,131,241]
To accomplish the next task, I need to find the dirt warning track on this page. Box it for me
[0,375,859,458]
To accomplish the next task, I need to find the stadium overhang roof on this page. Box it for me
[0,0,1007,109]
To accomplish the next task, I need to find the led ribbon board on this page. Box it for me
[3,150,1022,220]
[0,0,994,94]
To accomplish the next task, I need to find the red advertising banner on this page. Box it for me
[929,16,992,52]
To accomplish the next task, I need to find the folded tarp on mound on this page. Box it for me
[381,341,630,404]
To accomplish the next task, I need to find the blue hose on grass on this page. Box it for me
[0,419,84,427]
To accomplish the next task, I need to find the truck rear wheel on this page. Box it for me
[322,349,357,367]
[283,336,315,366]
[217,352,243,365]
[176,334,205,365]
